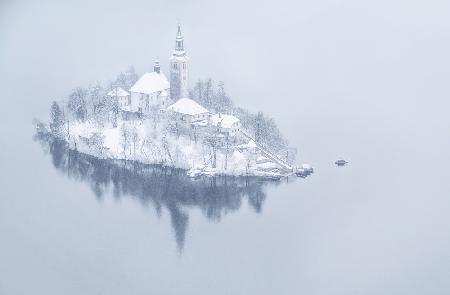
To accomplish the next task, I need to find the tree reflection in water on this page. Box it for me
[35,133,284,252]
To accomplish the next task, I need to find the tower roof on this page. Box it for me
[177,24,182,37]
[173,24,186,57]
[154,57,161,73]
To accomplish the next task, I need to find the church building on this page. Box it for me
[128,59,170,113]
[127,24,189,115]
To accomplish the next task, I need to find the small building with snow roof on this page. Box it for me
[167,97,209,126]
[210,113,241,137]
[107,87,131,111]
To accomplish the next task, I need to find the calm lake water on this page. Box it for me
[1,114,449,294]
[2,0,450,293]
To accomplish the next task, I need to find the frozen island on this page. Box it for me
[35,25,311,179]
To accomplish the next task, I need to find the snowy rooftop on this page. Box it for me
[210,113,240,129]
[237,139,258,150]
[167,98,209,116]
[129,72,169,94]
[107,87,129,97]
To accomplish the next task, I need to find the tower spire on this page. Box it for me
[170,23,189,100]
[174,23,185,53]
[154,57,160,74]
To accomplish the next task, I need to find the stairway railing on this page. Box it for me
[239,130,292,172]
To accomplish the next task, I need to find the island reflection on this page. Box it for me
[35,134,285,252]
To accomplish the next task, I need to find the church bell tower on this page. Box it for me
[170,24,189,100]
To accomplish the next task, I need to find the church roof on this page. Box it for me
[210,114,240,129]
[167,98,209,116]
[129,72,169,94]
[107,87,129,97]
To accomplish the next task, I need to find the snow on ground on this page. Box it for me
[102,126,121,155]
[63,118,285,177]
[210,113,240,129]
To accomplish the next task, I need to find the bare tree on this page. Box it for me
[121,123,131,158]
[224,134,231,170]
[162,136,173,165]
[204,128,219,168]
[130,125,140,157]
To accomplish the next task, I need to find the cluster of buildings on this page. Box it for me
[107,25,241,139]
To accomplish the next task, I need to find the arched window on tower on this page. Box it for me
[173,63,177,70]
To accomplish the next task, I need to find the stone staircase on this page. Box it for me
[239,130,293,173]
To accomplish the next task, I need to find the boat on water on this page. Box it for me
[295,164,314,177]
[335,159,348,166]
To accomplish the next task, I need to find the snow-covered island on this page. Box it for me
[35,25,310,179]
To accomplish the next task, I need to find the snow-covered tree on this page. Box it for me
[67,87,88,121]
[114,72,127,89]
[191,79,214,110]
[92,96,110,126]
[214,81,233,113]
[50,101,65,138]
[191,79,232,113]
[233,107,288,153]
[204,129,220,168]
[89,132,105,158]
[124,66,138,88]
[191,80,204,103]
[87,82,104,115]
[204,79,214,109]
[112,66,138,90]
[254,111,264,144]
[110,96,119,128]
